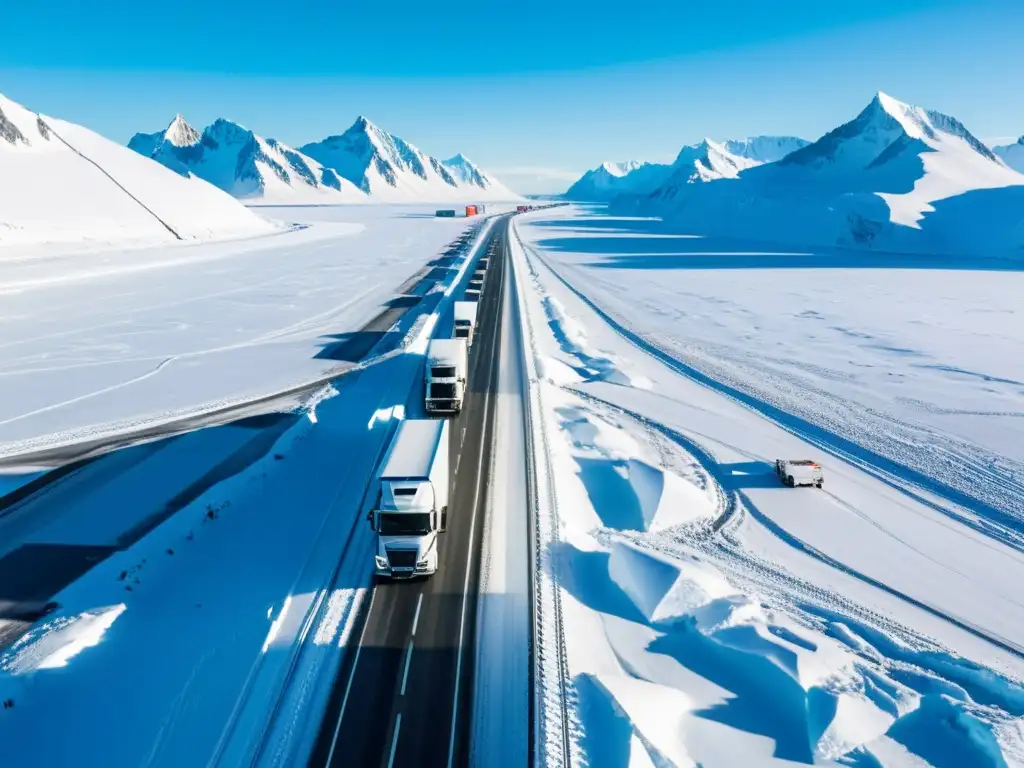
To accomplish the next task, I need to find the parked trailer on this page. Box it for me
[453,301,478,346]
[465,288,481,302]
[436,209,457,218]
[425,338,468,415]
[369,420,449,578]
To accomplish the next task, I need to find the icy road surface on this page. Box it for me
[512,207,1024,767]
[0,205,497,458]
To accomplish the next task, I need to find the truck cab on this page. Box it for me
[370,420,449,579]
[425,338,468,414]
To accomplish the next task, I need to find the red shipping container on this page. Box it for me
[465,205,478,216]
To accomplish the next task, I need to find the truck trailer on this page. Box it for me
[424,338,468,414]
[453,301,478,347]
[369,419,449,579]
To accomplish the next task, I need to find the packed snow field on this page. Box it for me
[511,208,1024,766]
[0,205,509,459]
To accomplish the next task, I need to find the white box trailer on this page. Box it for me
[453,301,478,347]
[425,338,468,414]
[369,419,449,578]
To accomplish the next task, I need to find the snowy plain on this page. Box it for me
[0,205,513,459]
[511,207,1024,766]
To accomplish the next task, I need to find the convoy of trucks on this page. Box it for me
[369,236,493,579]
[369,419,449,578]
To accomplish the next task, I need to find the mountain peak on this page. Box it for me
[164,114,200,147]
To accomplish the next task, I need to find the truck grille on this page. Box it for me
[430,382,456,398]
[386,549,418,569]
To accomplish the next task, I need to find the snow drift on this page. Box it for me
[0,93,275,247]
[299,117,520,202]
[129,116,368,204]
[625,92,1024,255]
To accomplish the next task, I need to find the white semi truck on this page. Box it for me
[424,338,468,414]
[369,419,449,579]
[453,301,478,347]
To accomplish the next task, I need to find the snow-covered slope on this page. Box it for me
[300,117,520,202]
[566,136,809,202]
[723,134,810,163]
[994,136,1024,173]
[443,153,518,198]
[632,92,1024,254]
[130,117,367,204]
[564,160,674,201]
[1,94,274,247]
[646,139,758,204]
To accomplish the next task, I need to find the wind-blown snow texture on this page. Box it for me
[300,117,520,202]
[622,92,1024,255]
[511,207,1024,767]
[0,93,275,246]
[129,116,367,204]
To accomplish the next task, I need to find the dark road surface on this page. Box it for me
[311,219,510,768]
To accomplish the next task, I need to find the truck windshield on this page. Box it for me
[379,512,432,536]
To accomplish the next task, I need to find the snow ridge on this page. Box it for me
[300,117,518,202]
[1,92,274,247]
[619,91,1024,255]
[130,117,366,203]
[994,135,1024,173]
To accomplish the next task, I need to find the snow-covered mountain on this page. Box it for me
[300,117,520,202]
[993,136,1024,173]
[565,135,810,202]
[646,139,758,204]
[1,93,274,247]
[129,117,367,203]
[628,92,1024,255]
[564,161,674,201]
[723,135,810,163]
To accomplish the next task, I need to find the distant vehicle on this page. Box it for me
[516,205,529,212]
[369,420,449,579]
[436,209,456,218]
[453,301,478,346]
[775,459,824,488]
[476,204,487,213]
[465,287,481,302]
[465,205,478,216]
[424,338,468,414]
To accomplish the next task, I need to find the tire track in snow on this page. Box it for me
[525,245,1024,554]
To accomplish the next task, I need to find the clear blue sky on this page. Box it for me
[2,0,1022,193]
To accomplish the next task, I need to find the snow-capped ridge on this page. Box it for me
[620,90,1024,255]
[993,135,1024,173]
[130,116,367,203]
[300,116,519,201]
[1,92,273,246]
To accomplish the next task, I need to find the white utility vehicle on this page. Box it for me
[369,419,449,578]
[775,459,824,488]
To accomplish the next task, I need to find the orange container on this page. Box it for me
[465,205,478,216]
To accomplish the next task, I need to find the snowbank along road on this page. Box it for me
[0,216,527,767]
[310,215,530,768]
